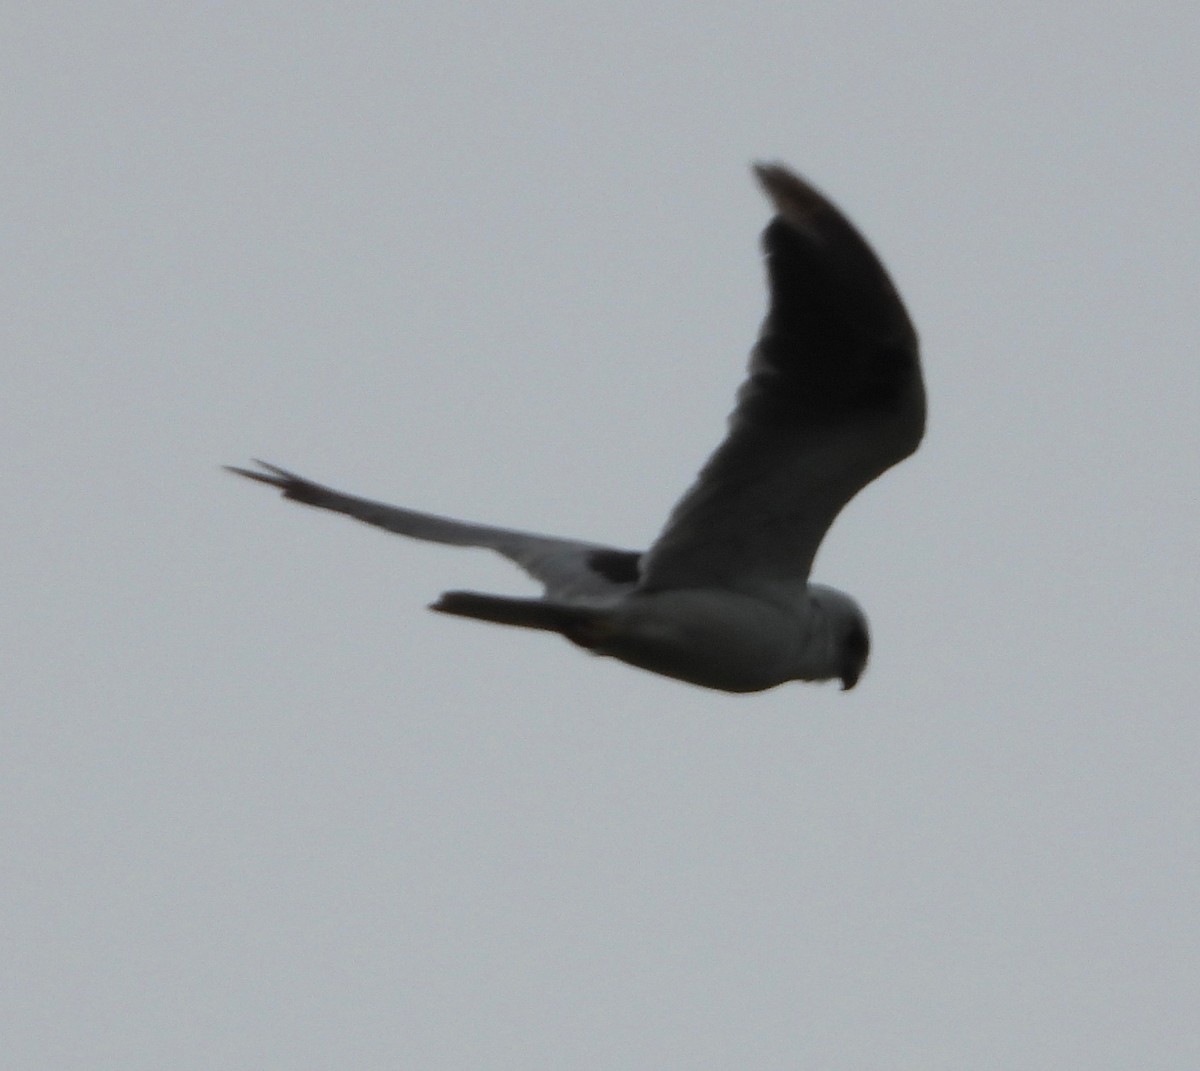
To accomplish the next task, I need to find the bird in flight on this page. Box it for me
[228,164,924,693]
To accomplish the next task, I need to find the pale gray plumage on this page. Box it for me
[228,163,925,693]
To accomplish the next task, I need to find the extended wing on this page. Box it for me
[226,461,641,601]
[637,164,925,602]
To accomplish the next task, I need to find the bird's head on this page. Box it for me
[808,585,871,691]
[837,613,871,691]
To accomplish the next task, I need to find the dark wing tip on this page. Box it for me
[223,460,287,488]
[224,459,326,504]
[752,163,832,230]
[751,159,920,357]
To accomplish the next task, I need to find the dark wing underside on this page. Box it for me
[637,164,925,602]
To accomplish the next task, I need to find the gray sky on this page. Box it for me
[6,3,1198,1067]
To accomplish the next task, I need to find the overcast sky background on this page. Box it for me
[5,3,1198,1068]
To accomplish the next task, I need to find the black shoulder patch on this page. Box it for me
[586,548,642,584]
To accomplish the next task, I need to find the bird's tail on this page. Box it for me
[429,591,609,646]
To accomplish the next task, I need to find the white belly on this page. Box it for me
[587,589,822,693]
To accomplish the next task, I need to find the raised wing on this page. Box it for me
[637,164,925,602]
[226,461,641,601]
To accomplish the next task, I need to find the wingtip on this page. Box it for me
[752,161,829,226]
[224,462,278,486]
[223,459,297,490]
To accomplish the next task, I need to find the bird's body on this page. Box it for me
[432,585,856,694]
[229,164,924,693]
